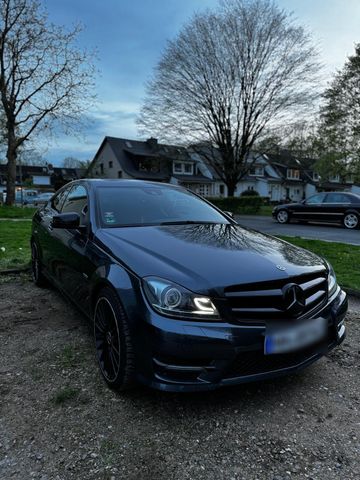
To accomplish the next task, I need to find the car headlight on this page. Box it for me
[142,277,220,320]
[327,263,338,297]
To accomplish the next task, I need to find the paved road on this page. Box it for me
[235,215,360,245]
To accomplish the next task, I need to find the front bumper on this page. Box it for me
[136,288,348,392]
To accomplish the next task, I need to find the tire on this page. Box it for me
[343,212,359,229]
[93,287,135,391]
[276,209,289,224]
[31,242,48,287]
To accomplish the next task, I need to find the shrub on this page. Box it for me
[206,196,263,214]
[240,189,259,196]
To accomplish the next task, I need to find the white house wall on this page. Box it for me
[90,143,130,179]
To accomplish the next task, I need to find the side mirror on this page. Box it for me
[224,210,235,219]
[52,212,80,229]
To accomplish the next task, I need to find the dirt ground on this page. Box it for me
[0,276,359,480]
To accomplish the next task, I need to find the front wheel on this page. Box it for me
[276,209,289,224]
[94,287,135,390]
[343,213,359,229]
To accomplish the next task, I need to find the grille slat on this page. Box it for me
[225,270,327,321]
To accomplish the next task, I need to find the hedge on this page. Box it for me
[206,196,263,214]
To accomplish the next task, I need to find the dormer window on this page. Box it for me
[287,169,300,180]
[249,166,264,176]
[173,162,193,175]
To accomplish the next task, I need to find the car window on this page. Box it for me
[97,185,229,227]
[325,193,351,204]
[52,186,72,212]
[61,184,88,222]
[306,193,326,205]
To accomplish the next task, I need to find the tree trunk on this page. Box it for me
[226,181,237,197]
[5,131,18,206]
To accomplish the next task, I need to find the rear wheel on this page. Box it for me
[94,287,135,390]
[31,242,48,287]
[276,209,289,224]
[343,213,359,229]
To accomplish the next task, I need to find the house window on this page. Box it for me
[313,172,319,181]
[174,162,183,173]
[198,184,210,196]
[139,159,160,173]
[109,161,113,169]
[329,174,340,183]
[173,162,193,175]
[219,185,225,195]
[249,166,264,176]
[287,169,300,180]
[100,163,104,175]
[118,171,122,178]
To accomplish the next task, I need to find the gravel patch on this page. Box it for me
[0,277,359,480]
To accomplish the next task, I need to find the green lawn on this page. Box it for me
[0,220,32,270]
[0,205,37,218]
[278,236,360,291]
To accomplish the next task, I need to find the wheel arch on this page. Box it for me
[89,263,140,321]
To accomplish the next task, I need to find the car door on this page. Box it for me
[323,192,352,223]
[294,193,327,222]
[49,183,95,313]
[36,185,72,277]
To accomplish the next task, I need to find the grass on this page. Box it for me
[59,344,86,369]
[278,236,360,291]
[51,386,80,405]
[0,205,37,218]
[0,220,32,270]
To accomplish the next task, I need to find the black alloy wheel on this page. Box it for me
[31,242,48,287]
[94,287,135,390]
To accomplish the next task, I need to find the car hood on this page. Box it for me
[95,223,327,294]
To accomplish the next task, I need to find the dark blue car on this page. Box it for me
[31,179,348,392]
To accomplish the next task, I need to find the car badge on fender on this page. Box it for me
[276,265,286,271]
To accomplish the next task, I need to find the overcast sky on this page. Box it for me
[43,0,360,164]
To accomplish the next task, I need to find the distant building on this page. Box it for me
[0,163,86,194]
[89,137,360,200]
[88,136,215,195]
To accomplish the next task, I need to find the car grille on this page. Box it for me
[224,270,328,322]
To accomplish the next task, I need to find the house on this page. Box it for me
[0,163,86,194]
[88,136,215,195]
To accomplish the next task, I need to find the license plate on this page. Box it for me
[264,317,327,355]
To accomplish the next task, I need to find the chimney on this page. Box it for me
[146,137,158,150]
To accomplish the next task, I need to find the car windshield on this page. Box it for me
[97,185,230,227]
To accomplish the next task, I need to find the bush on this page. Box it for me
[240,189,259,196]
[206,196,263,214]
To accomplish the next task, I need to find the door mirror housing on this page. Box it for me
[52,212,80,229]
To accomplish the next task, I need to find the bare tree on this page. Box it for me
[0,0,95,205]
[138,0,320,196]
[61,156,90,169]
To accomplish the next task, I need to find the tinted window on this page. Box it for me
[325,193,351,204]
[52,187,71,212]
[306,193,326,205]
[97,186,229,227]
[62,184,88,219]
